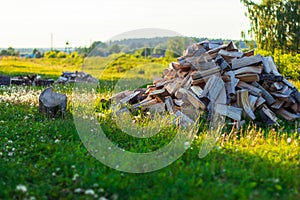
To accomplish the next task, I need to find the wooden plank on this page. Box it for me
[237,89,256,120]
[219,50,243,58]
[237,81,262,96]
[233,66,263,76]
[252,82,276,105]
[232,54,262,69]
[277,108,300,121]
[236,74,260,82]
[215,104,242,121]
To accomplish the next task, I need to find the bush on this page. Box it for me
[256,50,300,80]
[44,51,57,59]
[57,52,67,58]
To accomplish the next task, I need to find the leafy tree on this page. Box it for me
[241,0,300,54]
[166,37,195,57]
[109,44,121,54]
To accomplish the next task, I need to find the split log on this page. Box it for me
[277,108,300,121]
[39,87,67,117]
[260,105,278,125]
[237,89,256,120]
[165,96,175,114]
[120,91,141,104]
[215,104,242,121]
[260,74,283,82]
[267,56,281,76]
[233,66,263,76]
[252,82,276,105]
[218,50,243,58]
[232,54,262,70]
[236,74,259,82]
[237,81,262,96]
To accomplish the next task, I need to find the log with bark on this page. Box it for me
[39,87,67,117]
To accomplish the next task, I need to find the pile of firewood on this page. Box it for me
[57,71,98,84]
[110,41,300,126]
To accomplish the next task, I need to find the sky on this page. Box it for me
[0,0,251,48]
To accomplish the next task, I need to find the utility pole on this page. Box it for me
[51,33,53,51]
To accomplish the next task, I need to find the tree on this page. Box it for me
[109,44,121,54]
[166,37,193,57]
[241,0,300,54]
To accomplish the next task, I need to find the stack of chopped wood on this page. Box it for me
[110,40,300,126]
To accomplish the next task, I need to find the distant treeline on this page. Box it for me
[75,36,251,57]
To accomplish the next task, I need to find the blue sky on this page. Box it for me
[0,0,251,48]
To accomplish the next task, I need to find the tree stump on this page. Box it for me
[39,87,67,117]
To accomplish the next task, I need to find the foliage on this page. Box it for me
[241,0,300,54]
[256,49,300,80]
[0,47,19,57]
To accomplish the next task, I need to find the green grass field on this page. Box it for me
[0,56,299,199]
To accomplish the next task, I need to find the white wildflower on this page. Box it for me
[184,142,190,150]
[54,139,60,144]
[99,197,108,200]
[98,188,104,193]
[85,189,95,195]
[287,138,292,143]
[72,173,79,181]
[16,184,27,192]
[74,188,83,193]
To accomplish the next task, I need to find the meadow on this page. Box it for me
[0,55,299,199]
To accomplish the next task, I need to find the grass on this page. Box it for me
[0,56,299,199]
